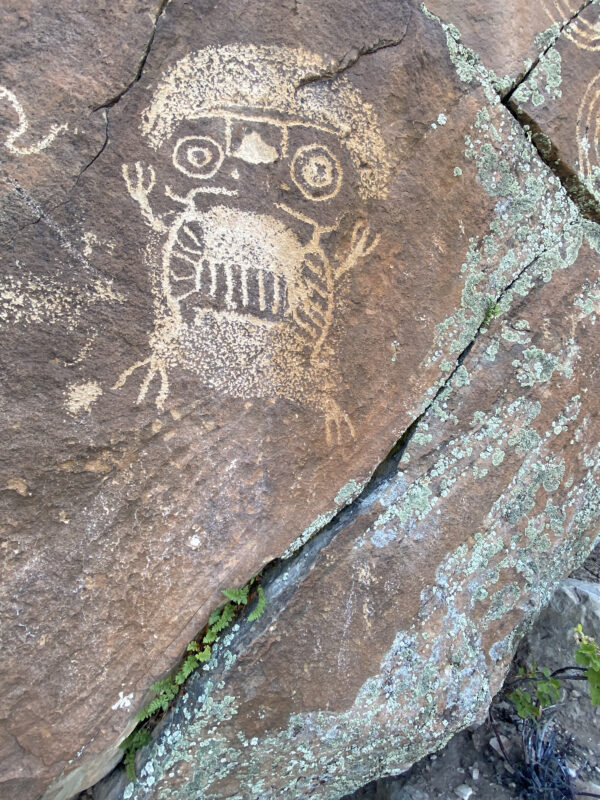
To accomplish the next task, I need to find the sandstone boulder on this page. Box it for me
[1,1,599,799]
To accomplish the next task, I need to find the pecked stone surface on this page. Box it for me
[2,2,599,800]
[94,50,600,800]
[506,0,600,214]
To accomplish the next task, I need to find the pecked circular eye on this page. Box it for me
[173,136,224,179]
[290,144,342,201]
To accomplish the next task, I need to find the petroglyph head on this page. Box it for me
[141,44,390,203]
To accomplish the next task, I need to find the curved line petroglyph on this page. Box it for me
[543,0,600,51]
[576,72,600,186]
[115,45,390,444]
[0,85,67,155]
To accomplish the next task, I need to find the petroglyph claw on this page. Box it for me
[336,220,380,278]
[112,356,169,411]
[324,399,356,446]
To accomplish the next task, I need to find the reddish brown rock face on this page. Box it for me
[102,97,600,798]
[1,1,599,800]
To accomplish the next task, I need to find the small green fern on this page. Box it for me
[136,678,178,722]
[127,575,268,781]
[175,654,200,686]
[482,298,501,326]
[248,585,267,621]
[210,602,236,633]
[203,626,218,644]
[222,585,250,605]
[120,728,151,781]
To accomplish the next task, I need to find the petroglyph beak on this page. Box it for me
[231,131,279,164]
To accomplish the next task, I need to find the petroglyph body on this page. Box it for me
[117,45,390,442]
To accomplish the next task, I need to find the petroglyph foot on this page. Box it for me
[337,220,381,278]
[122,161,167,232]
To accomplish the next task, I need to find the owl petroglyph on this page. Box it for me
[116,45,391,443]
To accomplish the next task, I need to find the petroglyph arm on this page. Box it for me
[0,85,67,155]
[122,161,168,232]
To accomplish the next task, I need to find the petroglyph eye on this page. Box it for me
[291,144,342,201]
[173,135,224,178]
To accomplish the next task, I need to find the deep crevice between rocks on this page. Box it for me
[502,0,594,105]
[491,0,600,225]
[502,100,600,225]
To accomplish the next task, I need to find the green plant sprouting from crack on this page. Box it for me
[506,625,600,720]
[120,576,267,780]
[121,729,151,782]
[488,626,600,800]
[482,297,502,327]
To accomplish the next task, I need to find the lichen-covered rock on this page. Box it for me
[506,1,600,215]
[1,1,599,799]
[423,0,576,85]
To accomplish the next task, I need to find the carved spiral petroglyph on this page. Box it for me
[543,0,600,51]
[577,72,600,187]
[115,45,390,444]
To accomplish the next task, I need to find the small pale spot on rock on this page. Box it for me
[7,477,28,496]
[454,785,473,800]
[65,381,102,415]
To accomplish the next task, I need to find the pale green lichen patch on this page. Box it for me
[454,365,470,387]
[281,513,333,558]
[574,275,600,321]
[421,4,512,96]
[534,24,561,52]
[334,478,366,506]
[501,324,531,345]
[512,49,562,107]
[513,341,577,387]
[281,482,367,559]
[423,101,581,380]
[491,449,505,466]
[417,4,582,397]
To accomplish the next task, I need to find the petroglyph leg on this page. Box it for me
[323,398,356,445]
